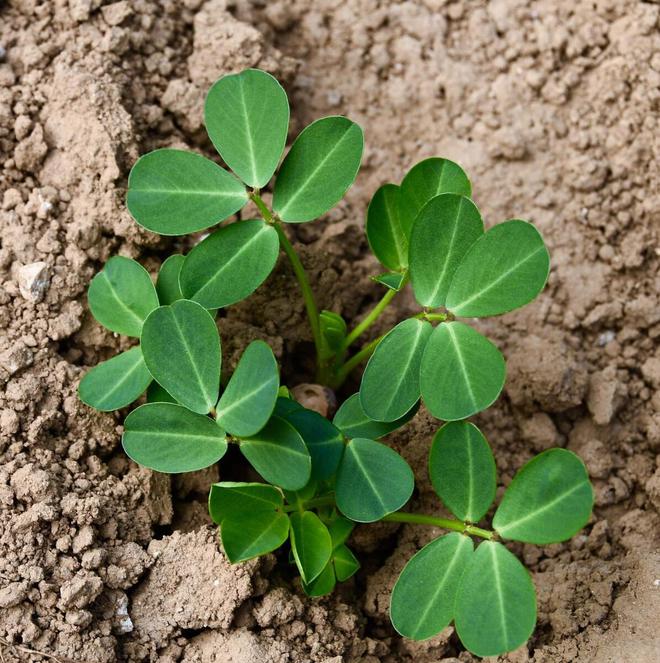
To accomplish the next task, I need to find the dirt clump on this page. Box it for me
[1,0,659,662]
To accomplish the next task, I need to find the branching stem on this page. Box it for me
[341,288,397,351]
[287,495,494,539]
[251,192,324,377]
[332,334,384,387]
[250,191,274,223]
[413,311,449,322]
[382,511,493,539]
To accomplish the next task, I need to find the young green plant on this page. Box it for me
[79,68,594,658]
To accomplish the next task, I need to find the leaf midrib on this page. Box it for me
[169,307,215,411]
[426,197,464,305]
[235,514,286,558]
[379,322,428,418]
[464,424,475,521]
[100,273,146,331]
[190,224,270,301]
[413,537,468,637]
[450,245,545,312]
[384,188,406,268]
[445,324,477,410]
[490,544,509,649]
[292,515,316,582]
[277,123,354,217]
[218,374,276,419]
[238,75,259,184]
[96,350,147,404]
[129,429,223,442]
[242,437,308,460]
[495,481,587,535]
[349,443,388,514]
[133,187,245,198]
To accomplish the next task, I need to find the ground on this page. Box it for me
[0,0,659,661]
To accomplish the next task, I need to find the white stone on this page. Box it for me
[17,261,50,302]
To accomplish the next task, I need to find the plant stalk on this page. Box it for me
[341,288,397,351]
[289,495,494,539]
[414,311,449,322]
[331,334,384,387]
[275,223,324,375]
[250,191,274,223]
[250,192,325,378]
[382,512,494,540]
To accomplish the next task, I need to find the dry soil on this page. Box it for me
[0,0,659,661]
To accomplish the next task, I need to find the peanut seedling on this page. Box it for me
[79,69,593,657]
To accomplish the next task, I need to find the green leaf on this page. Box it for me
[209,481,283,523]
[390,533,473,640]
[366,184,407,270]
[79,347,152,412]
[221,513,288,563]
[126,149,248,235]
[360,318,432,422]
[141,300,220,414]
[326,515,354,549]
[493,449,593,544]
[146,381,176,404]
[399,158,472,236]
[156,254,185,305]
[239,415,311,490]
[303,562,336,597]
[333,393,418,440]
[336,438,414,522]
[278,406,344,480]
[123,403,227,473]
[205,69,289,188]
[332,544,360,581]
[371,272,406,292]
[320,310,347,359]
[429,421,496,522]
[409,194,483,308]
[289,511,333,583]
[446,220,550,317]
[420,322,505,421]
[454,541,536,657]
[88,256,159,337]
[216,340,279,437]
[273,395,303,417]
[209,482,289,562]
[273,116,364,222]
[179,219,279,309]
[283,478,318,509]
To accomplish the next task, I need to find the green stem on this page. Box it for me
[250,191,274,223]
[413,311,449,322]
[382,511,494,540]
[250,192,324,376]
[275,223,324,373]
[332,334,384,387]
[342,288,397,350]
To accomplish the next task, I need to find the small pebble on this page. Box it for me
[17,262,50,302]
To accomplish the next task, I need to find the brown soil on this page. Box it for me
[1,0,659,661]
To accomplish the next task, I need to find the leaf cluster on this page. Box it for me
[390,422,592,655]
[78,68,594,659]
[361,162,550,423]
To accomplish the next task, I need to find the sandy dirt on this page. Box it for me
[1,0,659,661]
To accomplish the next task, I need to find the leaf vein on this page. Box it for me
[451,245,545,312]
